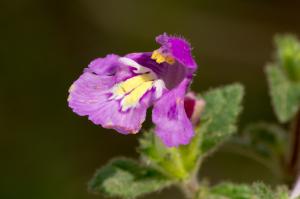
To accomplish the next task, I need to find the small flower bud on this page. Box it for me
[184,92,205,126]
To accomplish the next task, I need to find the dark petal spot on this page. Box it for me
[167,104,178,120]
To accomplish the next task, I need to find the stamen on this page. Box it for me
[151,50,175,65]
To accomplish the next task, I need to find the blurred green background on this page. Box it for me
[1,0,300,198]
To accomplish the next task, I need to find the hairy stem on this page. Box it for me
[179,174,200,199]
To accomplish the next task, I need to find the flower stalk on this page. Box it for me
[179,174,200,199]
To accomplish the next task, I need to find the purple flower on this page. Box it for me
[68,33,198,147]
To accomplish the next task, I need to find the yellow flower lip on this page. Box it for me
[151,50,175,65]
[109,73,156,111]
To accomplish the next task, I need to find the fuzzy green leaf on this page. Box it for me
[88,158,171,199]
[200,83,244,154]
[275,35,300,81]
[208,182,253,199]
[266,65,300,123]
[207,182,289,199]
[266,35,300,123]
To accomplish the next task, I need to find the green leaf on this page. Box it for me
[266,35,300,123]
[209,182,253,199]
[88,158,171,199]
[207,182,289,199]
[200,83,244,154]
[252,183,289,199]
[275,35,300,81]
[229,123,288,179]
[266,65,300,123]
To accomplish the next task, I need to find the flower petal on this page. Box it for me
[88,90,153,134]
[156,33,197,69]
[68,72,114,116]
[133,53,189,90]
[85,54,120,75]
[152,78,194,147]
[68,71,154,134]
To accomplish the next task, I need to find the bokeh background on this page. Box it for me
[2,0,300,198]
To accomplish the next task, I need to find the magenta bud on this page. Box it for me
[184,92,206,126]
